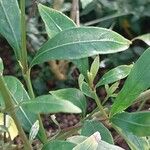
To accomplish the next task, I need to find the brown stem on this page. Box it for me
[70,0,80,26]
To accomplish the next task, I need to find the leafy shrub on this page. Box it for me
[0,0,150,149]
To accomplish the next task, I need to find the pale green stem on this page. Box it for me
[93,90,109,119]
[20,0,47,144]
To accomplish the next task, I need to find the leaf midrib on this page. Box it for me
[32,39,129,64]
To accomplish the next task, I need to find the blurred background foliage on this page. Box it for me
[1,0,150,95]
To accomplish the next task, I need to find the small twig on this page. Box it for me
[3,113,6,143]
[70,0,80,26]
[84,12,132,26]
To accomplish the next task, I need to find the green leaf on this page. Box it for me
[132,33,150,46]
[111,111,150,136]
[50,88,87,116]
[31,27,131,66]
[96,65,132,87]
[68,134,124,150]
[111,47,150,116]
[0,58,4,76]
[67,135,87,145]
[38,4,89,79]
[42,140,75,150]
[29,120,39,141]
[38,3,76,38]
[81,120,114,144]
[122,130,149,150]
[73,132,100,150]
[90,56,99,82]
[80,81,94,98]
[0,76,37,132]
[78,74,85,90]
[21,94,82,114]
[0,0,21,60]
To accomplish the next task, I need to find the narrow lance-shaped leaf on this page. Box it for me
[0,0,21,59]
[50,88,87,116]
[38,3,76,38]
[38,4,89,77]
[111,47,150,116]
[31,27,131,66]
[132,33,150,46]
[21,95,82,114]
[90,56,100,82]
[111,111,150,136]
[96,65,133,87]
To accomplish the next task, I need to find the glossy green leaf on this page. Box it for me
[21,94,82,114]
[0,76,37,132]
[122,130,149,150]
[111,111,150,136]
[81,120,113,144]
[133,33,150,46]
[38,4,89,79]
[73,132,100,150]
[42,140,75,150]
[0,0,21,59]
[106,82,119,96]
[50,88,87,116]
[38,3,76,38]
[0,58,3,75]
[96,65,132,87]
[31,27,131,66]
[111,47,150,116]
[90,56,99,82]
